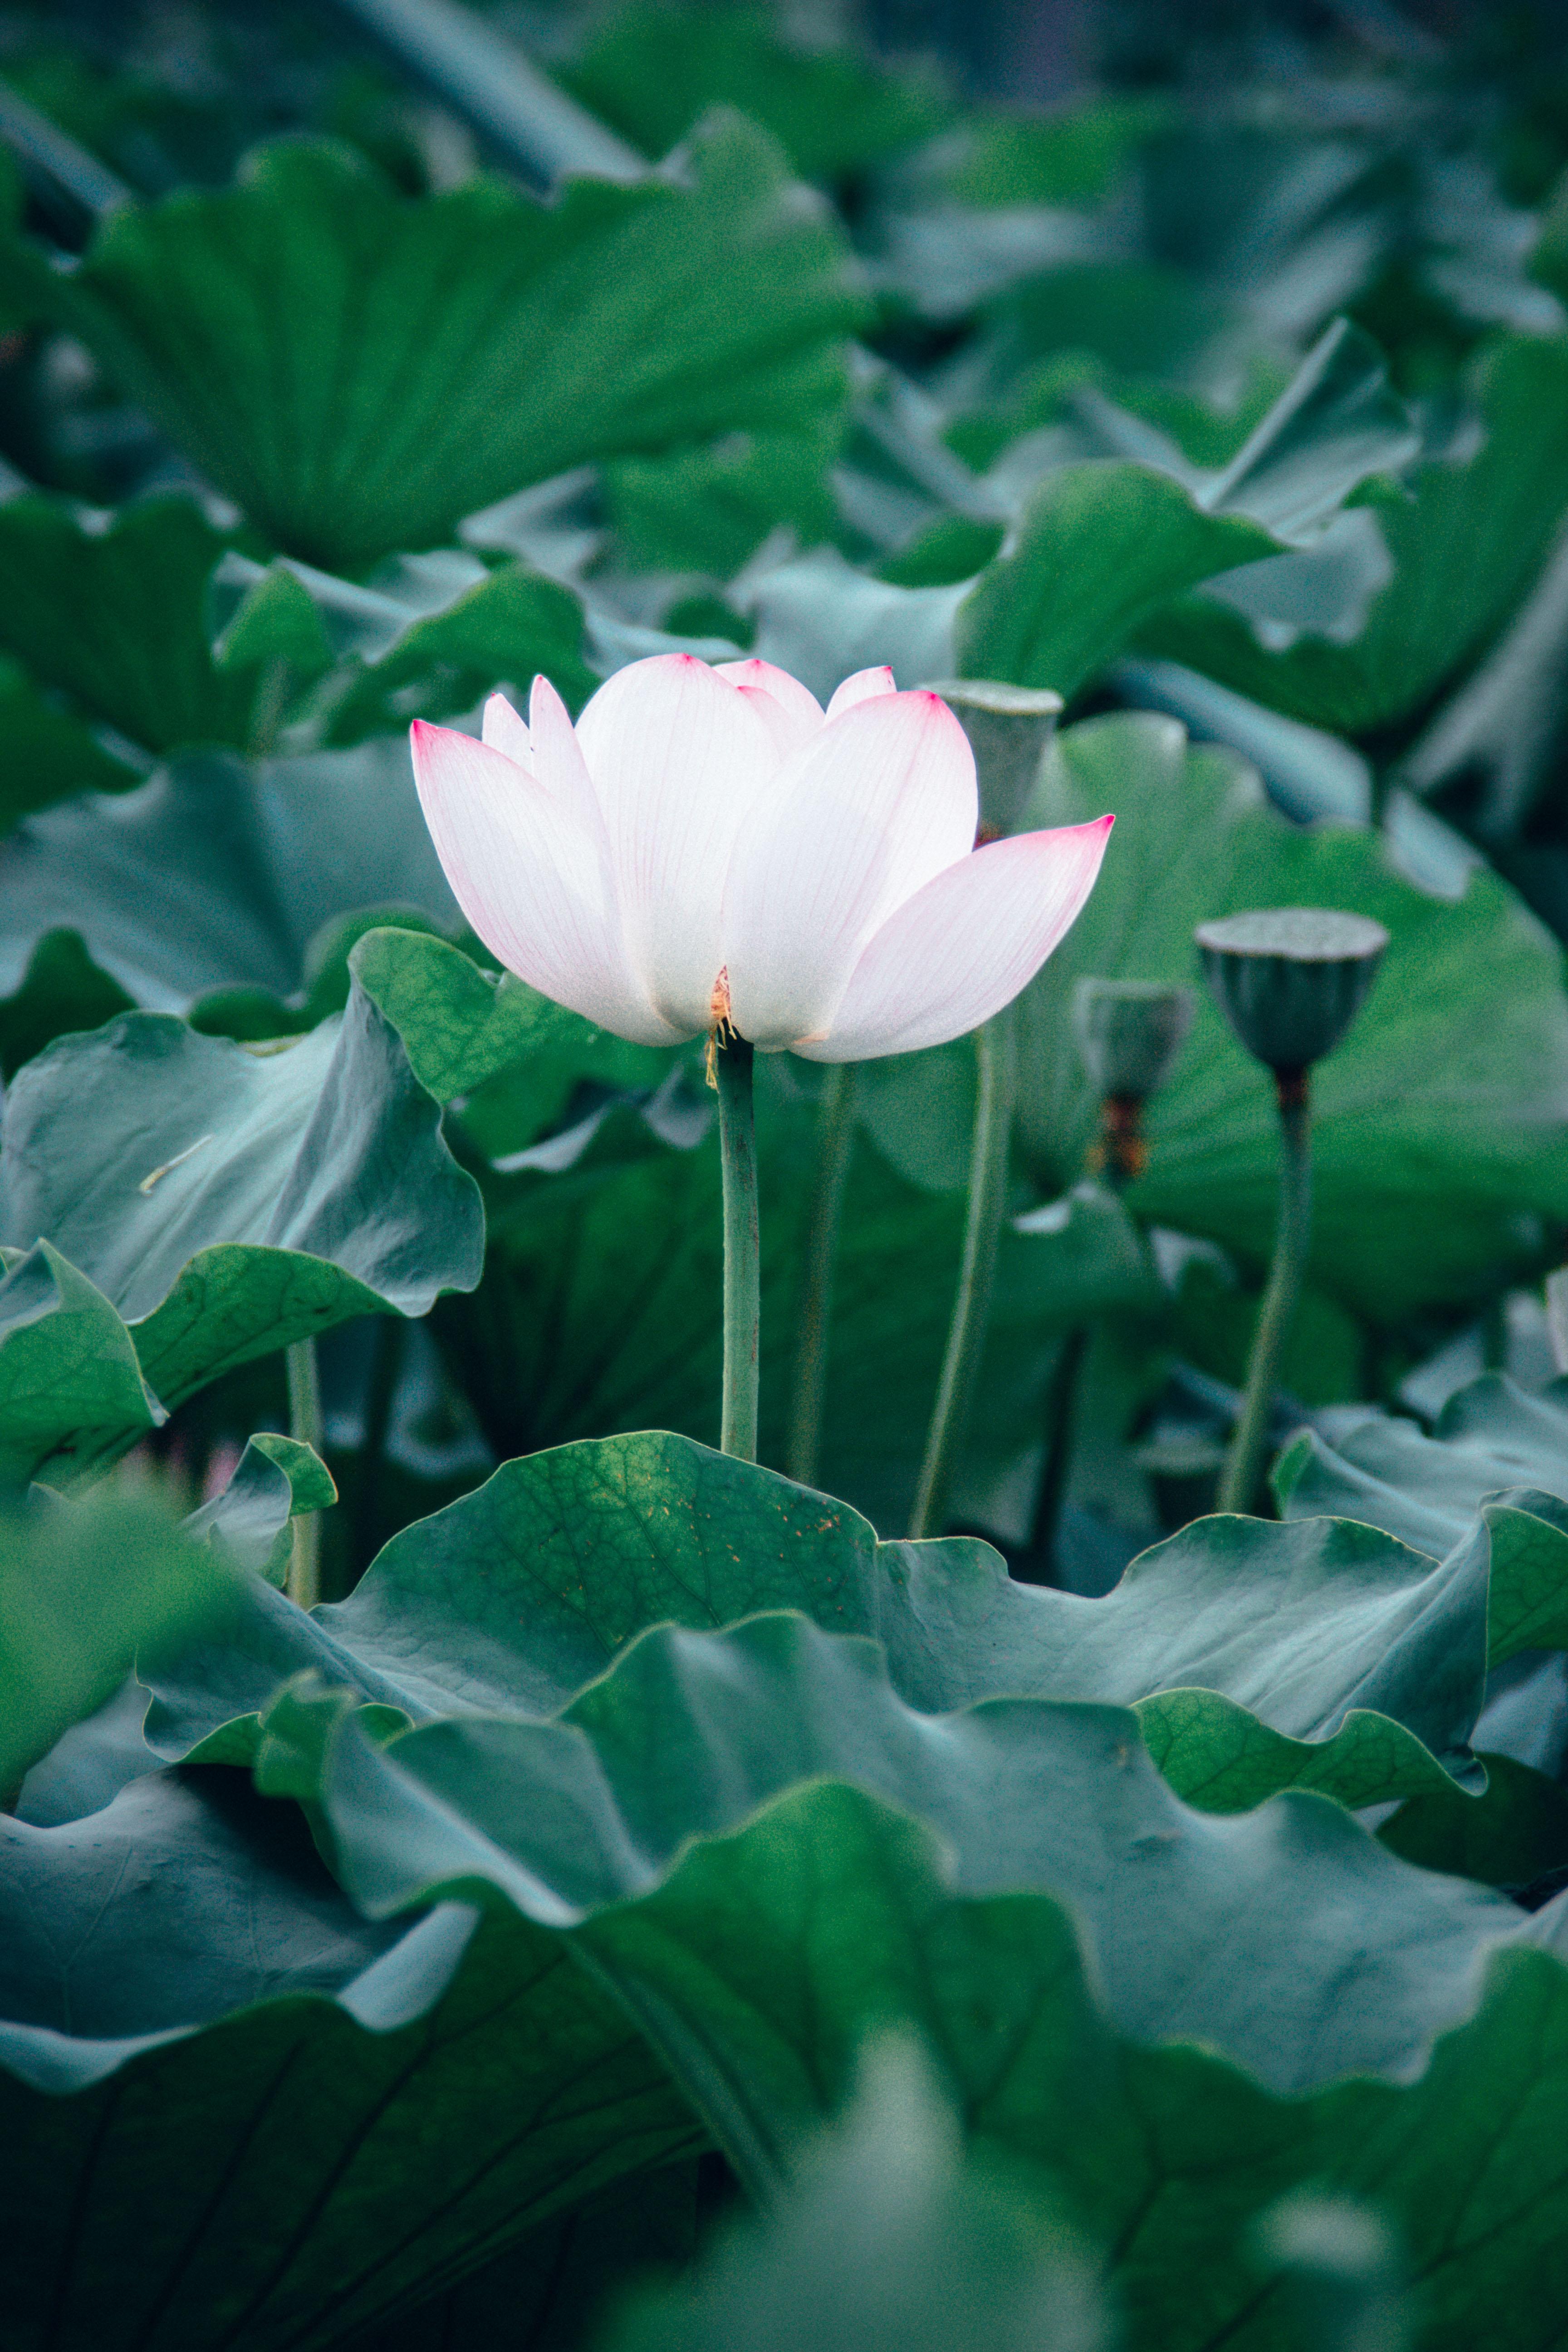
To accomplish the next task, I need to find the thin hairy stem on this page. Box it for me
[909,1009,1017,1540]
[785,1063,857,1488]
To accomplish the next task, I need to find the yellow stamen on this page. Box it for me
[705,967,734,1089]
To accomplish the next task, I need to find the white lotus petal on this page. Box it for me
[528,672,610,842]
[481,691,534,769]
[723,690,977,1049]
[825,665,897,718]
[574,653,779,1033]
[410,719,674,1044]
[795,816,1115,1062]
[715,658,826,756]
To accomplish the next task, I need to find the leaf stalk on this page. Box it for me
[285,1337,324,1609]
[909,1007,1016,1540]
[1218,1070,1312,1514]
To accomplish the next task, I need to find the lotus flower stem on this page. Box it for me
[909,1007,1017,1540]
[1218,1071,1312,1515]
[1023,1323,1090,1581]
[714,1033,761,1462]
[285,1338,324,1609]
[786,1063,858,1488]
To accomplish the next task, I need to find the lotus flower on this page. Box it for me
[410,654,1111,1060]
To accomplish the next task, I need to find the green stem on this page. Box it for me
[1218,1071,1313,1516]
[714,1034,760,1463]
[285,1337,324,1609]
[785,1063,857,1488]
[909,1008,1017,1540]
[353,1314,403,1579]
[1019,1098,1142,1583]
[1022,1322,1091,1582]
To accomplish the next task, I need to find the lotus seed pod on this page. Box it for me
[1073,978,1196,1100]
[1195,907,1389,1073]
[921,679,1064,838]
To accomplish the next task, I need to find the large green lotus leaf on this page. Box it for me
[211,547,598,744]
[363,2165,700,2352]
[1012,711,1568,1324]
[349,926,671,1107]
[1138,335,1568,735]
[954,462,1272,701]
[262,1617,1568,2348]
[603,425,842,577]
[0,1240,164,1490]
[0,743,457,1006]
[0,495,255,755]
[0,123,866,572]
[0,980,483,1409]
[144,1428,1514,1817]
[559,1,949,181]
[0,930,135,1082]
[0,1490,239,1798]
[954,320,1417,701]
[1276,1372,1568,1557]
[0,1770,698,2352]
[0,656,138,828]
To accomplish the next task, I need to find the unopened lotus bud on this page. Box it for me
[921,678,1063,838]
[1073,978,1195,1100]
[1195,908,1389,1075]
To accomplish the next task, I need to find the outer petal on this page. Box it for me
[722,690,978,1049]
[482,690,533,768]
[410,719,676,1046]
[527,673,609,842]
[825,666,896,719]
[714,658,825,758]
[574,653,779,1033]
[794,816,1114,1063]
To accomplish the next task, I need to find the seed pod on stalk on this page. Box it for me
[1072,978,1196,1187]
[1195,907,1389,1516]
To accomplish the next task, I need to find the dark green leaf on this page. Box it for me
[0,657,138,828]
[956,321,1416,701]
[956,461,1273,701]
[213,549,598,744]
[4,124,866,570]
[146,1429,1501,1817]
[559,3,949,182]
[0,743,457,1005]
[259,1614,1568,2348]
[0,930,134,1083]
[0,979,484,1411]
[350,926,669,1105]
[0,1494,237,1795]
[0,495,254,755]
[1275,1372,1568,1556]
[0,1772,697,2351]
[1140,335,1568,734]
[0,1240,163,1490]
[368,2166,700,2352]
[184,1431,337,1586]
[1378,1749,1568,1891]
[603,427,842,576]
